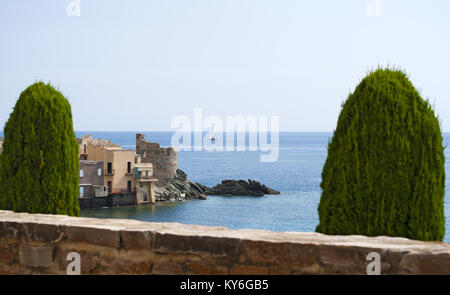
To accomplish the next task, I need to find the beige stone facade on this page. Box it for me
[87,144,136,194]
[77,135,121,160]
[76,135,158,201]
[77,135,90,160]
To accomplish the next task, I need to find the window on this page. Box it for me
[107,181,112,193]
[127,181,132,192]
[79,169,84,177]
[79,186,84,197]
[98,168,102,176]
[83,144,87,154]
[127,162,131,174]
[107,162,112,174]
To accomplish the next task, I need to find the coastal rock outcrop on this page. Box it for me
[136,134,280,202]
[155,172,281,201]
[205,179,281,197]
[154,169,208,202]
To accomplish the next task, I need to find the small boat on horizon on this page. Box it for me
[209,128,218,142]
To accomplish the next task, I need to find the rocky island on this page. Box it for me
[200,179,281,197]
[154,169,208,202]
[154,169,281,201]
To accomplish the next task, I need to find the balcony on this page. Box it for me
[137,175,158,182]
[94,185,108,198]
[105,169,115,176]
[109,188,137,195]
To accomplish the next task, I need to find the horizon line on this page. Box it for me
[3,129,450,133]
[73,130,334,133]
[73,130,450,133]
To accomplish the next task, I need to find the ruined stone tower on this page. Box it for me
[136,134,178,184]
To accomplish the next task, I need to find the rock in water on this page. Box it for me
[154,169,208,202]
[154,171,280,201]
[206,179,281,196]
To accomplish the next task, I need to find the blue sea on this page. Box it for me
[72,131,450,242]
[2,131,450,241]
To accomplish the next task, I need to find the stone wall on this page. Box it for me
[78,193,137,209]
[79,161,104,187]
[136,134,178,184]
[79,160,105,199]
[1,210,450,275]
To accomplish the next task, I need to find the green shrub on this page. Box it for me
[316,68,445,241]
[0,82,80,216]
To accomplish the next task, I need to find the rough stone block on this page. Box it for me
[184,262,228,275]
[230,265,269,275]
[0,221,21,239]
[153,233,241,258]
[399,251,450,275]
[241,240,319,268]
[269,266,290,275]
[0,263,32,275]
[21,223,64,243]
[99,257,151,274]
[152,262,184,275]
[120,230,151,250]
[185,262,214,275]
[0,240,13,263]
[65,226,120,248]
[19,245,53,268]
[318,245,372,274]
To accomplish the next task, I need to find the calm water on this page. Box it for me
[78,132,323,233]
[74,131,450,242]
[3,130,449,240]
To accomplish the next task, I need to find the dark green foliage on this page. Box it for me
[316,68,445,241]
[0,82,80,216]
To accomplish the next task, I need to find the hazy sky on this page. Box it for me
[1,0,449,131]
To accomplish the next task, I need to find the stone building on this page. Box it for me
[77,135,121,160]
[75,134,163,206]
[86,141,136,194]
[79,160,108,198]
[77,135,90,160]
[134,154,158,203]
[136,134,178,184]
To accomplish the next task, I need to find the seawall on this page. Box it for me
[0,210,449,275]
[78,193,137,209]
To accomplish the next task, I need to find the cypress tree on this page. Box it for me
[0,82,80,216]
[316,68,445,241]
